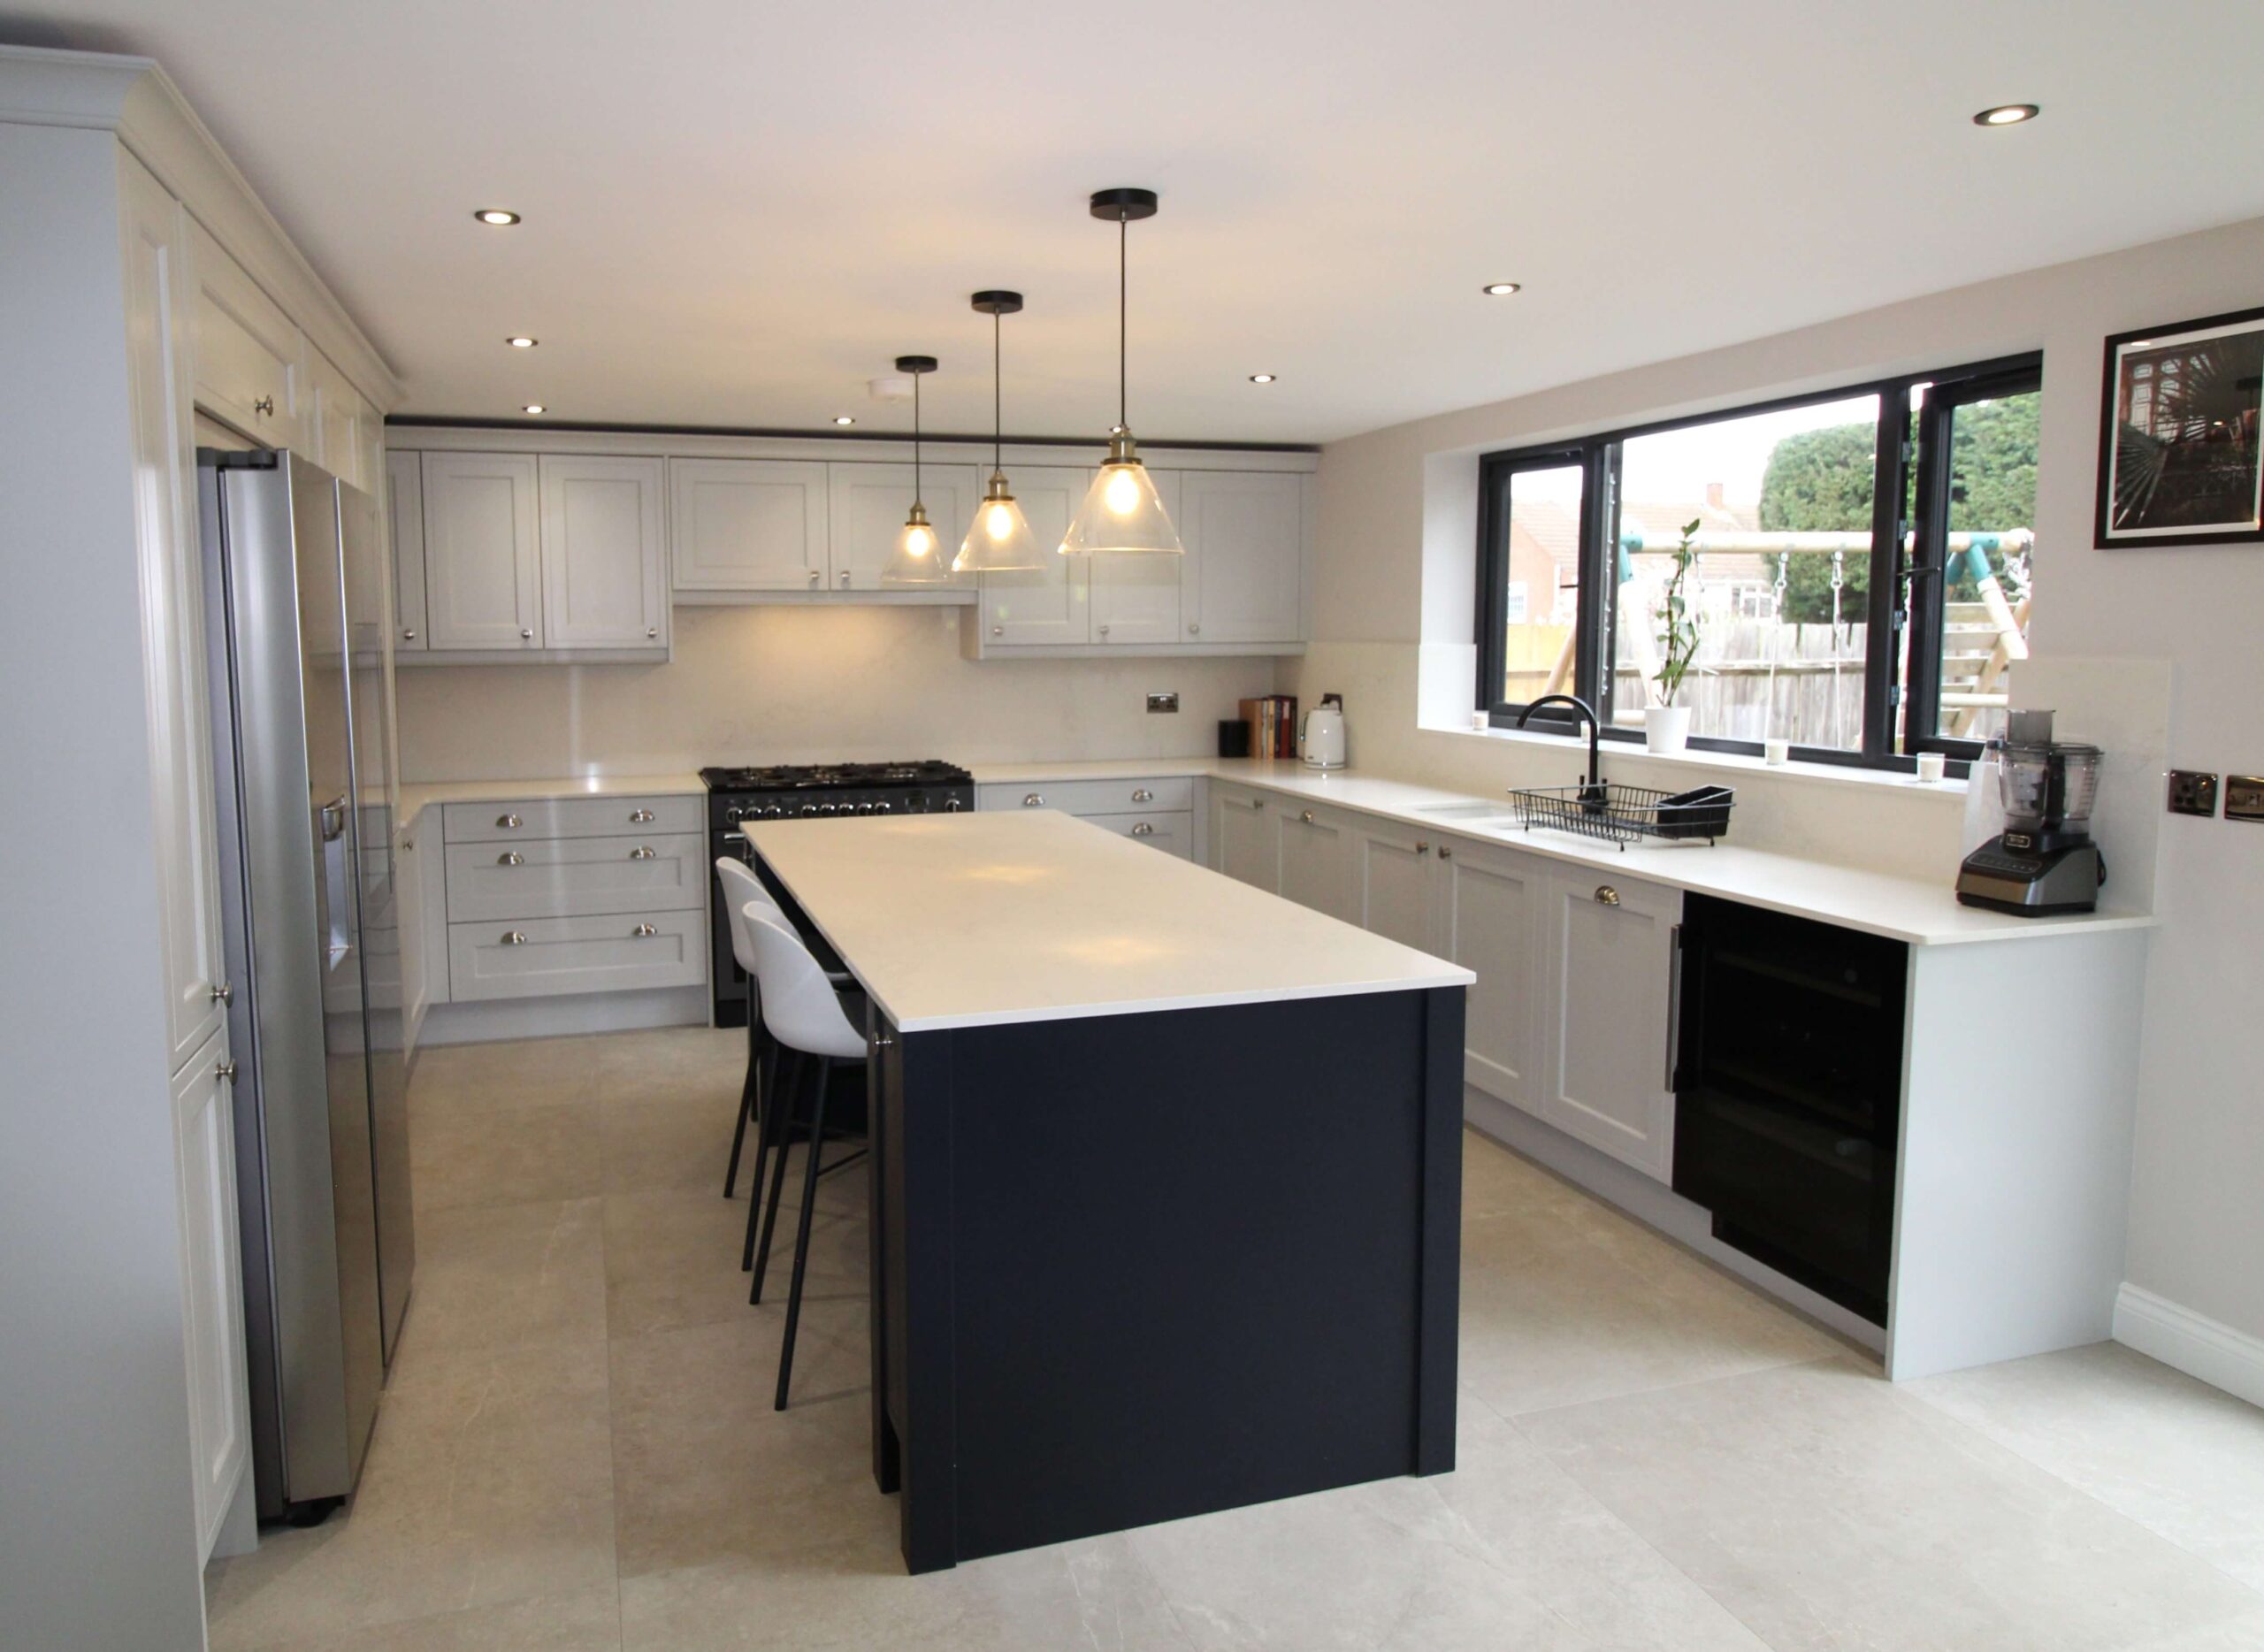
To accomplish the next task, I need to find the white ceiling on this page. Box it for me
[18,1,2264,443]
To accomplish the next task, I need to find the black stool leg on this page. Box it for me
[724,1020,761,1197]
[775,1054,832,1411]
[742,1044,792,1273]
[750,1051,807,1304]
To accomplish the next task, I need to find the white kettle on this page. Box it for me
[1299,694,1347,769]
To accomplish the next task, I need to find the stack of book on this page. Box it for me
[1238,695,1298,760]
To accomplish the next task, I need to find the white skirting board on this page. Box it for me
[414,984,710,1047]
[1463,1087,1887,1357]
[2115,1284,2264,1410]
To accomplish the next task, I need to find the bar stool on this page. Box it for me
[741,903,868,1410]
[713,856,785,1199]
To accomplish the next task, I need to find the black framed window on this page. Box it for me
[1476,353,2043,769]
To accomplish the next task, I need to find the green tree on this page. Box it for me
[1755,394,2038,622]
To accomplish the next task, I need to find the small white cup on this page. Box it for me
[1916,751,1947,784]
[1470,709,1489,731]
[1763,738,1790,766]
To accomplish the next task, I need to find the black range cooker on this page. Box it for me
[702,761,974,1026]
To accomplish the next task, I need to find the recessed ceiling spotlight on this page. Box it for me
[506,336,538,348]
[522,403,546,415]
[474,208,522,226]
[1248,372,1277,385]
[1481,281,1522,297]
[1973,103,2038,126]
[833,415,856,425]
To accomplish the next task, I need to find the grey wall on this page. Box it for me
[0,123,211,1651]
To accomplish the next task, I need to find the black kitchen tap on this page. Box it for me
[1515,694,1606,804]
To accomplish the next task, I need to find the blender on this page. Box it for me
[1955,709,2106,915]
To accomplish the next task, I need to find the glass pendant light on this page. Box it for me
[881,354,952,585]
[1061,187,1182,556]
[953,291,1044,573]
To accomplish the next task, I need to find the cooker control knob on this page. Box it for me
[723,806,745,822]
[799,804,819,817]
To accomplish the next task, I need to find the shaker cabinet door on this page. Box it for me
[1436,837,1543,1115]
[1210,784,1279,891]
[421,452,542,649]
[1177,469,1302,645]
[1277,802,1357,923]
[174,1028,249,1558]
[975,466,1091,645]
[387,450,428,651]
[1089,468,1183,644]
[538,455,668,648]
[827,462,980,592]
[669,458,829,591]
[1540,869,1681,1181]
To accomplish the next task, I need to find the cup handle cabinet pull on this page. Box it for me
[1023,793,1044,807]
[1131,788,1154,803]
[1595,884,1621,906]
[630,845,657,860]
[634,922,658,937]
[1130,822,1155,837]
[630,808,655,823]
[501,930,527,945]
[497,852,524,867]
[497,814,523,830]
[520,628,533,640]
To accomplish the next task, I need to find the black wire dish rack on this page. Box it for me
[1503,783,1734,849]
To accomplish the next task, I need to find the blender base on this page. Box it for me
[1956,836,2105,915]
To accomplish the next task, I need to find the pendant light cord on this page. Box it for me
[993,310,1003,474]
[1118,212,1128,432]
[912,367,922,507]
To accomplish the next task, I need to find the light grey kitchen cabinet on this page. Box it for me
[171,1025,249,1559]
[386,449,426,651]
[1277,801,1357,922]
[538,455,668,648]
[442,831,706,922]
[976,775,1197,860]
[307,346,371,488]
[1176,469,1302,646]
[1351,815,1440,952]
[187,216,305,447]
[827,461,981,592]
[1537,867,1681,1180]
[669,457,830,592]
[447,910,708,1001]
[1089,467,1184,644]
[1082,808,1191,858]
[1210,783,1279,890]
[972,465,1092,645]
[1434,835,1544,1118]
[420,451,542,649]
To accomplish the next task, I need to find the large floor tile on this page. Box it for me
[608,1310,881,1580]
[1459,1128,1589,1223]
[411,1035,614,1114]
[1908,1341,2264,1595]
[1518,1357,2264,1652]
[601,1087,744,1197]
[1434,1390,1768,1650]
[390,1196,608,1366]
[410,1095,602,1213]
[619,1529,1191,1651]
[1457,1183,1837,1417]
[205,1344,616,1648]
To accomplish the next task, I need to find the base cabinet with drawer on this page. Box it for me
[419,794,710,1009]
[977,775,1197,859]
[1214,787,1682,1182]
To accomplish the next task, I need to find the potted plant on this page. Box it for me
[1648,517,1701,753]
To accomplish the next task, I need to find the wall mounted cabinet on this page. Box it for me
[386,450,426,652]
[1176,470,1304,646]
[539,455,669,649]
[419,452,542,650]
[828,461,981,592]
[187,218,305,448]
[669,457,830,593]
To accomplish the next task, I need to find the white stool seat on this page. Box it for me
[747,906,867,1061]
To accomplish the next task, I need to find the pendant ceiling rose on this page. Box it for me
[1089,187,1159,222]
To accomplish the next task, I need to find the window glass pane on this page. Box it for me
[1610,394,1880,750]
[1497,462,1584,707]
[1933,386,2039,744]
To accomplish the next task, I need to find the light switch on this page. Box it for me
[2225,775,2264,823]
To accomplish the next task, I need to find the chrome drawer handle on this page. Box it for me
[630,845,657,860]
[646,627,658,639]
[630,808,655,822]
[520,628,533,640]
[808,569,822,585]
[1131,788,1154,803]
[497,851,524,866]
[1023,793,1044,807]
[1131,822,1155,837]
[215,1059,238,1082]
[501,930,527,945]
[1300,809,1315,823]
[633,922,657,937]
[1595,884,1621,906]
[497,814,523,830]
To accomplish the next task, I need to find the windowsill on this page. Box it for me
[1419,720,1970,799]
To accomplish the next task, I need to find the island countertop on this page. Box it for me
[742,808,1472,1033]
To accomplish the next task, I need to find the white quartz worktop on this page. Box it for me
[743,809,1472,1033]
[398,772,705,825]
[968,757,1219,784]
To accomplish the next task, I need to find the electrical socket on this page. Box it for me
[2167,769,2219,817]
[1146,692,1179,714]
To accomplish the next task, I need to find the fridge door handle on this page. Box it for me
[318,794,349,842]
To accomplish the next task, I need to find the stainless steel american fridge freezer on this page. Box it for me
[198,449,413,1526]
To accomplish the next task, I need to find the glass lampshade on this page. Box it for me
[882,504,952,585]
[1061,431,1182,555]
[953,473,1044,573]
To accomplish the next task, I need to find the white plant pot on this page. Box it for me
[1645,705,1692,754]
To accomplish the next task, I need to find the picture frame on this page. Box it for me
[2095,304,2264,547]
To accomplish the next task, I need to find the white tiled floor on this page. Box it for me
[205,1027,2264,1651]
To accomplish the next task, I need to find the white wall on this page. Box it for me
[395,603,1277,780]
[1290,214,2264,1353]
[0,123,211,1652]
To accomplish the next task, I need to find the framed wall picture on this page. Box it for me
[2096,305,2264,547]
